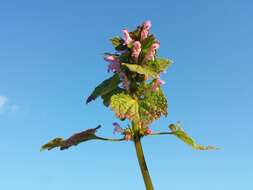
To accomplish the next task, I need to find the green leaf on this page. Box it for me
[115,44,128,51]
[138,86,168,126]
[41,126,101,151]
[110,93,139,122]
[122,58,172,79]
[129,27,141,40]
[40,138,65,151]
[110,37,123,47]
[101,87,124,107]
[86,74,121,104]
[169,123,218,150]
[141,35,156,51]
[146,58,173,73]
[122,63,158,78]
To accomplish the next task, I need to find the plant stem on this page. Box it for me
[148,132,173,136]
[96,136,125,142]
[134,136,154,190]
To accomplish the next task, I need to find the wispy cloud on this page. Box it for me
[0,95,19,115]
[0,96,8,109]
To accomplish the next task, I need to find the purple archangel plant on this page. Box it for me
[41,21,217,190]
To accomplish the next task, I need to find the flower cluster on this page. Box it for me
[112,122,152,140]
[98,20,171,139]
[104,20,165,92]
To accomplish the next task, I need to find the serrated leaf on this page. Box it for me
[86,74,121,104]
[110,37,123,47]
[110,93,139,122]
[169,124,218,150]
[101,87,124,107]
[138,86,168,126]
[122,63,158,78]
[146,58,173,73]
[41,126,101,151]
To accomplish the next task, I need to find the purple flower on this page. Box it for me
[108,62,120,73]
[113,122,124,134]
[151,76,165,91]
[119,72,130,90]
[104,55,120,73]
[132,41,141,62]
[122,29,133,45]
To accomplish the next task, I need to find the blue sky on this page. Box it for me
[0,0,252,189]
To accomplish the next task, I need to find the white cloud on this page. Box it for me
[0,96,19,115]
[0,96,8,109]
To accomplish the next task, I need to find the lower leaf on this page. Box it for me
[169,123,218,150]
[41,125,101,151]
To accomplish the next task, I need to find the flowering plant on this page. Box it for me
[41,21,216,190]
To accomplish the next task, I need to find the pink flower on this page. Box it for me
[140,20,152,41]
[151,76,165,91]
[143,20,152,30]
[132,41,141,62]
[145,128,152,135]
[104,55,117,63]
[144,43,160,62]
[104,55,120,73]
[124,134,132,141]
[122,29,133,45]
[140,29,149,41]
[113,122,124,134]
[119,72,130,90]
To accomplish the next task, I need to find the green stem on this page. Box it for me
[148,132,173,136]
[96,136,125,142]
[134,136,154,190]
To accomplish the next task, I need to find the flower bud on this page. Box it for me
[151,76,165,91]
[144,42,160,62]
[145,128,152,135]
[143,20,151,30]
[122,29,133,45]
[132,41,142,62]
[124,134,132,141]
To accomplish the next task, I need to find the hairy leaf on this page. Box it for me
[101,87,124,107]
[41,126,101,151]
[146,58,173,73]
[169,123,218,150]
[86,74,121,104]
[139,87,168,126]
[110,93,139,122]
[122,63,158,78]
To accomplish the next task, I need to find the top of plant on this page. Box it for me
[86,20,172,135]
[41,21,217,151]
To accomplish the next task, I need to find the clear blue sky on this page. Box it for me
[0,0,252,189]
